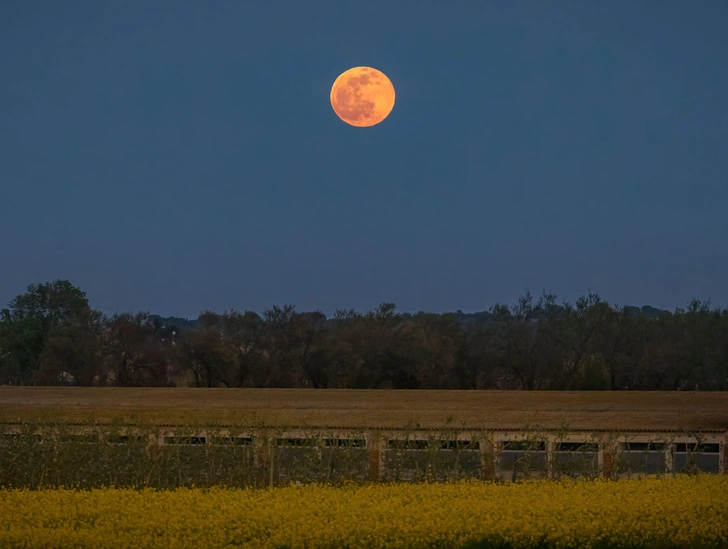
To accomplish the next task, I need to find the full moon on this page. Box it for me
[330,66,395,127]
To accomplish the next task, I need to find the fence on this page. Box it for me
[0,422,725,489]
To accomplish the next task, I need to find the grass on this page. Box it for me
[1,387,727,430]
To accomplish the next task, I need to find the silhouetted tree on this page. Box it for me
[3,279,727,391]
[222,310,264,387]
[103,312,168,386]
[0,280,91,385]
[176,312,237,387]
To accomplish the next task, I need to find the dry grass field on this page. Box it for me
[1,387,727,431]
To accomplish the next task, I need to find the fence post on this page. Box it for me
[546,436,554,479]
[480,433,495,481]
[664,437,673,475]
[602,438,615,480]
[269,445,274,488]
[366,430,381,482]
[254,430,269,488]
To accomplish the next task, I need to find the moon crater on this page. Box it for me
[330,67,395,127]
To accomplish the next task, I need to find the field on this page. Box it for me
[2,387,727,430]
[2,389,727,548]
[1,475,726,548]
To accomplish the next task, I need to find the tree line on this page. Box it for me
[0,280,726,390]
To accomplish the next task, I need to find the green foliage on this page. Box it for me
[569,353,611,391]
[0,280,91,385]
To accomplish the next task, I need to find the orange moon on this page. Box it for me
[330,66,395,127]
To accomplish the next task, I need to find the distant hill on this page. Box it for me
[624,305,672,319]
[150,305,672,334]
[149,315,202,333]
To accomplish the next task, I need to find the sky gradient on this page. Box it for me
[1,1,727,318]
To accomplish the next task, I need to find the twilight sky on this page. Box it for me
[1,1,727,318]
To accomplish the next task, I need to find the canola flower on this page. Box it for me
[1,475,727,549]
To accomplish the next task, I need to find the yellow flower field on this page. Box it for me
[1,475,726,549]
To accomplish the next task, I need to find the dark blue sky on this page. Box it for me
[2,2,727,318]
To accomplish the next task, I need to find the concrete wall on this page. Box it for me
[2,425,726,482]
